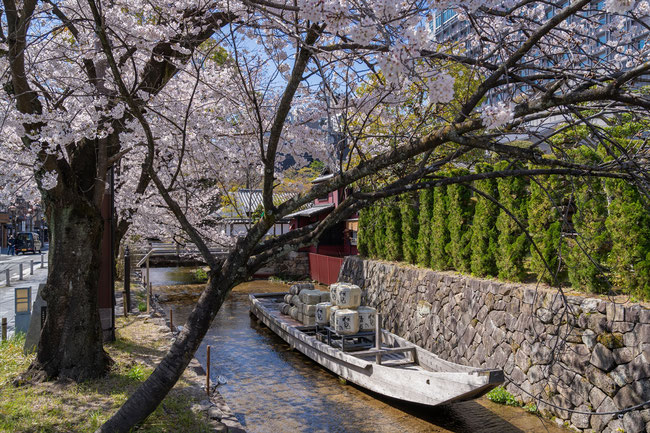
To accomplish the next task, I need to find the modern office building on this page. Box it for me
[430,3,650,104]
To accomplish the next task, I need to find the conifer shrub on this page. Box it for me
[357,206,370,257]
[416,189,434,266]
[385,201,403,262]
[565,147,611,293]
[604,177,650,298]
[430,184,450,270]
[470,163,498,277]
[373,202,387,259]
[445,168,475,273]
[495,161,529,281]
[400,192,419,264]
[528,170,565,283]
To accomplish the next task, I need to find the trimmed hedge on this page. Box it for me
[385,202,402,262]
[470,163,498,277]
[528,171,564,284]
[357,155,650,298]
[605,177,650,298]
[430,182,450,270]
[495,161,529,282]
[416,189,434,267]
[446,168,474,273]
[565,148,610,293]
[400,192,419,264]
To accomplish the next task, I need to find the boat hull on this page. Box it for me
[249,293,503,406]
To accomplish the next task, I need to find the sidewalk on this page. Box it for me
[0,255,48,337]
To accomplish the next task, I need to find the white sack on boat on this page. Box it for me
[358,306,377,331]
[336,285,361,309]
[315,302,332,325]
[334,309,360,335]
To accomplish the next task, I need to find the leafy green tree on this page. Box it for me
[470,163,498,277]
[446,168,475,273]
[565,148,611,293]
[416,189,434,266]
[400,192,419,264]
[430,184,450,270]
[605,178,650,297]
[495,161,529,281]
[528,170,565,283]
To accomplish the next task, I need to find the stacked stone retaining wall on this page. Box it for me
[339,256,650,433]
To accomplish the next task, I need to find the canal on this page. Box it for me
[151,267,567,433]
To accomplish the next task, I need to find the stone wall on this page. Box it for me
[256,251,310,280]
[339,256,650,433]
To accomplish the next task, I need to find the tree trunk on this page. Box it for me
[28,186,111,381]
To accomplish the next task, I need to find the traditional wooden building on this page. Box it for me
[287,173,358,284]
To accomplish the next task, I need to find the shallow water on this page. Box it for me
[150,268,567,433]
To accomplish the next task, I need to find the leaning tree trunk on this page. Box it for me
[28,185,111,381]
[97,254,246,433]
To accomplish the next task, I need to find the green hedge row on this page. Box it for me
[358,156,650,298]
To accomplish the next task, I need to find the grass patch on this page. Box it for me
[486,386,521,407]
[0,317,213,432]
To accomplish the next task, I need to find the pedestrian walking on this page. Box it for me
[7,235,15,256]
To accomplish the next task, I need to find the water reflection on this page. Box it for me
[150,269,566,433]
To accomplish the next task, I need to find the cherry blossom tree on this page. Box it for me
[1,0,649,430]
[89,0,649,430]
[0,0,239,380]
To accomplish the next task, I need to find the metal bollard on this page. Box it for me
[375,312,382,365]
[124,247,131,316]
[30,260,34,275]
[1,318,6,341]
[41,253,44,268]
[206,345,211,395]
[18,264,23,280]
[5,269,9,286]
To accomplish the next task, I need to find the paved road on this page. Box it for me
[0,251,49,337]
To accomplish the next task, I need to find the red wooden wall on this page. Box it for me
[309,253,343,285]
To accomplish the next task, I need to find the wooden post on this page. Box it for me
[375,312,382,365]
[18,263,23,280]
[169,308,173,331]
[147,282,151,314]
[145,254,151,314]
[30,260,34,275]
[206,345,211,395]
[1,318,6,341]
[145,256,150,291]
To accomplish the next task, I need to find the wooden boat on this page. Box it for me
[249,292,504,406]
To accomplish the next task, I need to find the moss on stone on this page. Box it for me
[597,332,624,349]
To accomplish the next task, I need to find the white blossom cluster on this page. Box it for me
[426,72,455,105]
[349,18,376,46]
[481,102,514,130]
[0,0,648,248]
